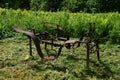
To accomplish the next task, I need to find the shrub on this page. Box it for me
[0,8,120,44]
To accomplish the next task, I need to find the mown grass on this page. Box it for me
[0,38,120,80]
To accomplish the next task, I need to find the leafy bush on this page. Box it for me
[0,8,120,44]
[30,0,63,11]
[61,0,86,12]
[0,0,30,9]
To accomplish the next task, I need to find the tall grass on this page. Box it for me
[0,8,120,44]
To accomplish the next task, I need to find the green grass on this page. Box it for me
[0,38,120,80]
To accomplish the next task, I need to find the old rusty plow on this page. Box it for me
[13,22,100,66]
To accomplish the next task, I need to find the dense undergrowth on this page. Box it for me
[0,38,120,80]
[0,8,120,44]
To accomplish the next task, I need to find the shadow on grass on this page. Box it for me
[79,60,118,79]
[0,60,18,68]
[30,60,68,73]
[62,53,119,79]
[27,53,119,79]
[65,53,86,61]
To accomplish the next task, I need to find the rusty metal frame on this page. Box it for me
[64,23,100,66]
[43,22,70,41]
[13,22,100,66]
[41,22,100,66]
[13,27,64,60]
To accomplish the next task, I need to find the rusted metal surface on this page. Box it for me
[44,22,69,41]
[64,23,100,66]
[13,22,100,66]
[64,39,100,66]
[13,27,63,60]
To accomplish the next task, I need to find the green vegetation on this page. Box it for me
[0,0,120,80]
[0,8,120,79]
[0,37,120,80]
[1,0,120,12]
[0,8,120,44]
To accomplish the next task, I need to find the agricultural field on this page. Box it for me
[0,8,120,80]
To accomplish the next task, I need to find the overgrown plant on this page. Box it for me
[0,8,120,44]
